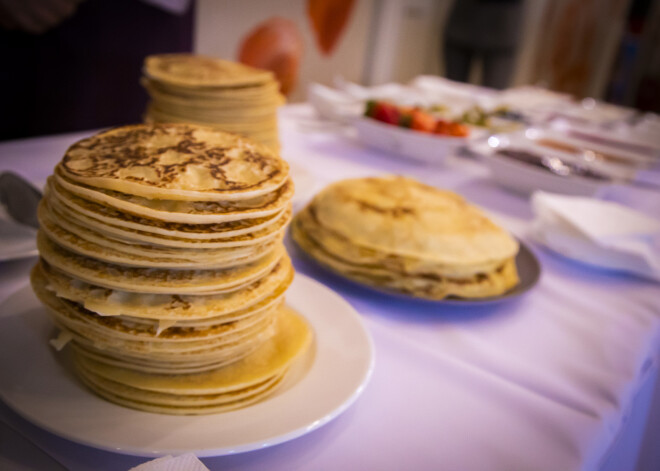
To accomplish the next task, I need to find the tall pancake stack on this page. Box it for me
[142,54,284,151]
[30,123,312,415]
[292,176,520,299]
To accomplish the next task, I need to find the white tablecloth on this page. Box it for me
[0,104,659,471]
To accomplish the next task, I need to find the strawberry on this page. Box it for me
[372,102,400,125]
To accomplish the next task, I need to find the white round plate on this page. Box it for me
[0,274,374,457]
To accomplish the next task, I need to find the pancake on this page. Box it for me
[37,256,294,320]
[70,343,262,375]
[37,231,285,294]
[31,122,303,415]
[54,169,294,224]
[142,109,279,145]
[141,75,282,99]
[76,367,285,415]
[75,307,312,395]
[142,77,284,107]
[141,56,284,151]
[58,124,288,201]
[145,92,283,115]
[144,54,274,88]
[33,276,280,352]
[146,103,279,129]
[292,217,519,299]
[38,200,281,269]
[45,301,279,356]
[292,176,520,299]
[76,364,285,409]
[295,204,505,278]
[309,176,519,266]
[47,179,292,246]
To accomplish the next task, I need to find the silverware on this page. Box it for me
[0,172,42,229]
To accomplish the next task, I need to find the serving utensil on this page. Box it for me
[0,172,42,229]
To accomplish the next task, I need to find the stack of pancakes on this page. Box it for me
[142,54,284,151]
[292,176,520,299]
[30,123,312,415]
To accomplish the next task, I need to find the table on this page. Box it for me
[1,104,659,471]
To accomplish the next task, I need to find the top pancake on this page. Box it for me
[58,124,289,202]
[308,176,519,266]
[144,54,274,88]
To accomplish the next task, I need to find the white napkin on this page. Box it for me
[129,453,209,471]
[531,191,660,281]
[306,82,362,123]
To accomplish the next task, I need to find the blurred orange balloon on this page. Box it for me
[308,0,356,56]
[238,17,303,96]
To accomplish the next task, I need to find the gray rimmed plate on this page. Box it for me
[295,238,541,305]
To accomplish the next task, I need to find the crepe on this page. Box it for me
[72,307,312,415]
[141,55,284,150]
[295,204,504,278]
[310,176,519,266]
[76,366,286,413]
[75,307,311,394]
[37,256,293,320]
[144,54,274,88]
[59,124,288,201]
[54,168,294,224]
[37,231,285,294]
[38,200,282,269]
[142,77,283,106]
[31,122,306,415]
[47,179,292,246]
[293,176,520,299]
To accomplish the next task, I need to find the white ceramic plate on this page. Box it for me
[0,274,374,457]
[354,117,484,164]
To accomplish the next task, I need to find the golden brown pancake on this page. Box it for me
[58,124,288,201]
[292,175,520,299]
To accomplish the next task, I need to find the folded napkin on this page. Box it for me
[307,82,362,123]
[531,191,660,281]
[129,453,209,471]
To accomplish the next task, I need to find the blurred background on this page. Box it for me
[1,0,658,140]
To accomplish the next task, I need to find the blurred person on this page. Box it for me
[443,0,525,89]
[0,0,194,141]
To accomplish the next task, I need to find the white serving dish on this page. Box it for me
[354,116,485,164]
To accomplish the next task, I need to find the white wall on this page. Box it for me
[194,0,617,98]
[365,0,452,85]
[194,0,374,102]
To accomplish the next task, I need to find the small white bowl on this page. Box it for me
[354,116,481,164]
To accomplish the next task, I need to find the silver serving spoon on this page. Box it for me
[0,172,42,229]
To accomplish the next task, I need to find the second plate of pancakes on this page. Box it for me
[292,176,541,304]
